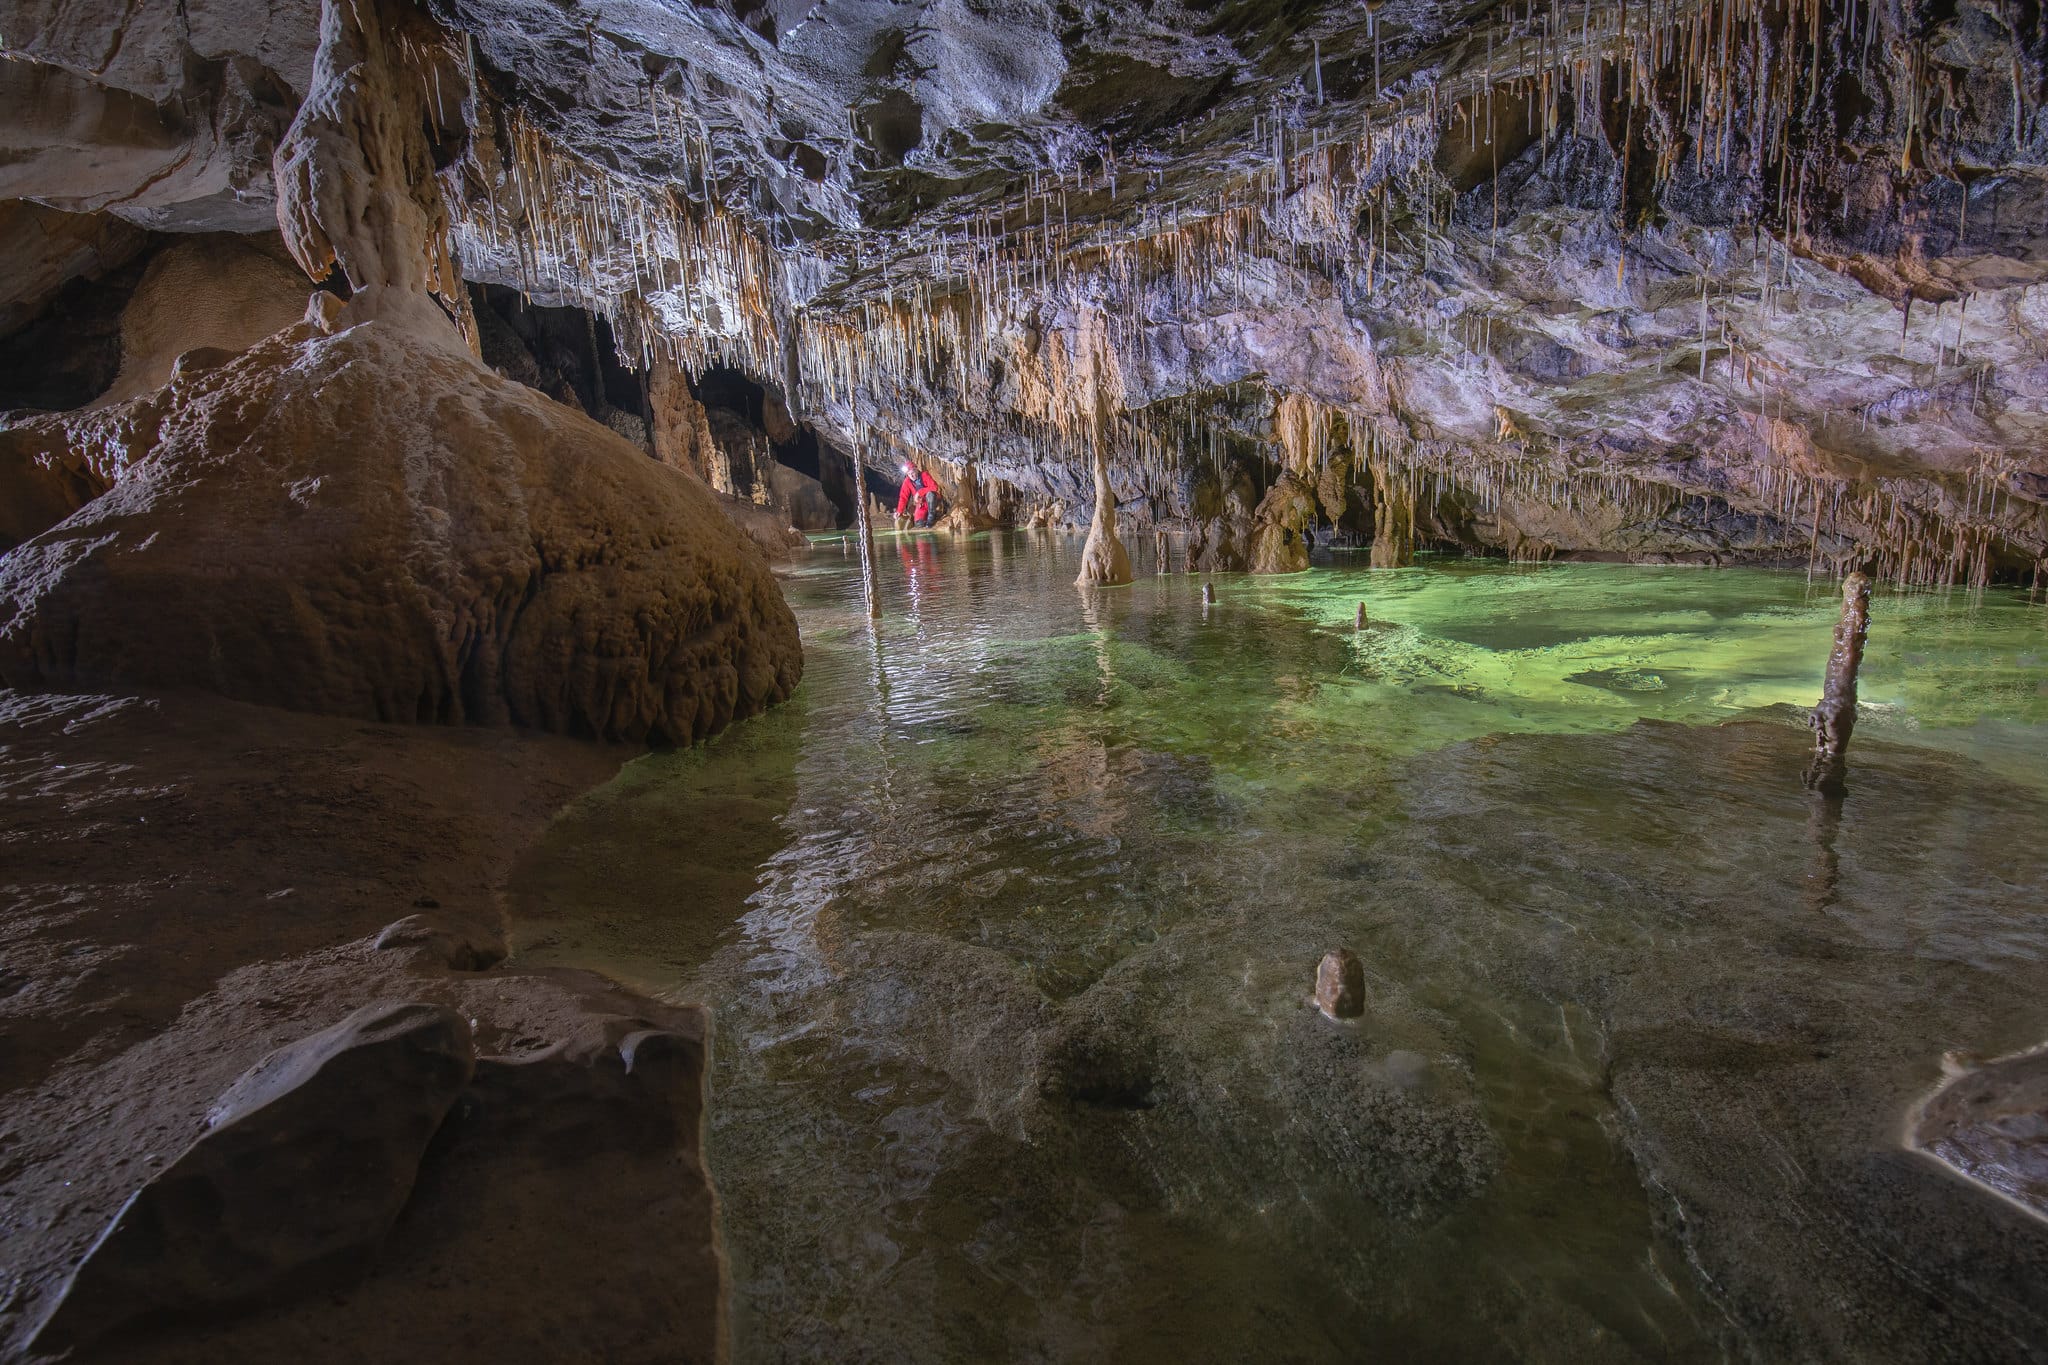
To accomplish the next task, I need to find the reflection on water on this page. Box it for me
[512,534,2048,1363]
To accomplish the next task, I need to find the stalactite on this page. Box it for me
[412,0,2047,583]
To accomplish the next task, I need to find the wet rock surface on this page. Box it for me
[1911,1047,2048,1225]
[0,690,725,1364]
[30,1002,476,1354]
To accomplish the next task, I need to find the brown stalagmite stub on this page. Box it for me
[1315,948,1365,1020]
[1202,580,1216,605]
[1805,570,1871,796]
[1355,602,1368,629]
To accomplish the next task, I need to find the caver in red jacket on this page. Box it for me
[895,465,939,527]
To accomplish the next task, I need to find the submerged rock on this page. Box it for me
[1565,667,1669,694]
[373,913,507,972]
[1909,1046,2048,1223]
[29,1002,474,1354]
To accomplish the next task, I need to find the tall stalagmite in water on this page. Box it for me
[1076,445,1132,586]
[1805,571,1873,797]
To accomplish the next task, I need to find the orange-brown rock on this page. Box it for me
[100,234,311,404]
[0,318,801,744]
[1315,948,1366,1020]
[1249,471,1317,574]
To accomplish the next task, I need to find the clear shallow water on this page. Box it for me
[512,534,2048,1363]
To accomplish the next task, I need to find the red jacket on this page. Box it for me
[895,470,938,516]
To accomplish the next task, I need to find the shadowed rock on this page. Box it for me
[29,1002,474,1354]
[1910,1046,2048,1224]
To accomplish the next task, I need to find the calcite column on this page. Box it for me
[271,0,464,335]
[1369,459,1415,568]
[1075,442,1132,586]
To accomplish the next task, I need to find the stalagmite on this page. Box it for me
[1804,571,1872,797]
[1202,580,1215,605]
[1075,444,1132,587]
[1315,948,1365,1020]
[853,447,883,618]
[1355,602,1368,629]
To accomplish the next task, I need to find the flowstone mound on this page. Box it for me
[0,317,802,744]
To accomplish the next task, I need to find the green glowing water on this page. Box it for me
[512,534,2048,1362]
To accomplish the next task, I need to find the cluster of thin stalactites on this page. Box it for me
[380,0,2039,586]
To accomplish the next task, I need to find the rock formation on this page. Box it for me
[0,0,803,744]
[1314,948,1367,1021]
[0,318,801,743]
[1249,472,1318,574]
[1805,570,1874,795]
[269,0,464,336]
[29,1002,475,1354]
[98,235,311,404]
[1075,444,1132,586]
[10,0,2043,575]
[1910,1045,2048,1224]
[0,692,728,1363]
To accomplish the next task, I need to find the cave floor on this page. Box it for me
[0,691,739,1363]
[514,532,2048,1364]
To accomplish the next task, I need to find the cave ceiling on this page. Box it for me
[5,0,2048,579]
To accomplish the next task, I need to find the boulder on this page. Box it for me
[362,1004,727,1365]
[372,913,508,971]
[99,235,312,404]
[764,461,838,531]
[0,317,803,744]
[29,1002,474,1354]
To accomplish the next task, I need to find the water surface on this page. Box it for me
[513,534,2048,1362]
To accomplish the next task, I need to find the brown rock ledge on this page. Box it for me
[0,688,727,1364]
